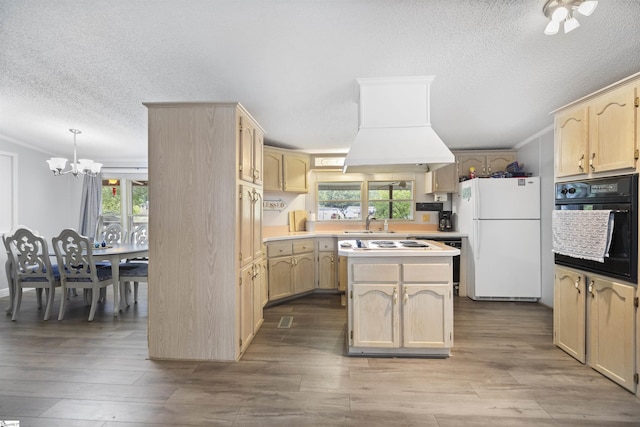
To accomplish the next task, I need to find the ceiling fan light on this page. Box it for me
[544,19,560,35]
[564,16,580,33]
[551,6,569,21]
[577,1,598,16]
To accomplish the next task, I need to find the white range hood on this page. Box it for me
[343,76,454,173]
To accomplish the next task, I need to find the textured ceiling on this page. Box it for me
[1,1,640,167]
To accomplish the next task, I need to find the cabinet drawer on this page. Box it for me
[403,262,451,283]
[293,239,314,254]
[352,264,400,282]
[267,242,293,257]
[317,238,336,251]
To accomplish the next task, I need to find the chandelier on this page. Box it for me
[46,129,102,177]
[543,0,598,35]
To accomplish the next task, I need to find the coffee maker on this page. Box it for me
[438,210,453,232]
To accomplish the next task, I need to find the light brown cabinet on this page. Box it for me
[554,79,638,179]
[239,113,264,185]
[146,102,265,362]
[267,239,316,302]
[347,258,453,356]
[317,238,337,290]
[455,151,515,179]
[425,163,457,193]
[263,146,309,193]
[553,266,586,363]
[553,266,637,393]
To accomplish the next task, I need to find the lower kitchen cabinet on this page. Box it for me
[240,260,265,354]
[553,265,638,393]
[348,258,453,356]
[318,238,337,290]
[267,239,316,302]
[554,266,586,363]
[588,276,636,391]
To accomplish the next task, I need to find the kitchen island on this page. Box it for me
[339,239,460,357]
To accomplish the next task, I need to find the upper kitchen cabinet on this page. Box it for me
[239,113,264,185]
[263,146,310,193]
[554,75,639,180]
[425,162,457,193]
[455,150,515,179]
[555,105,589,178]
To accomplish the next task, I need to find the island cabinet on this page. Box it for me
[267,239,315,302]
[553,266,638,393]
[347,257,453,356]
[554,77,639,180]
[145,102,265,362]
[263,146,310,193]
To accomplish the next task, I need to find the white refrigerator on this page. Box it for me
[455,177,541,301]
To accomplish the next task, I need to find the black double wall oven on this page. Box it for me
[554,174,638,283]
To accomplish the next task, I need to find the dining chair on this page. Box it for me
[3,232,16,315]
[52,228,114,321]
[97,222,125,245]
[120,224,149,305]
[7,227,61,321]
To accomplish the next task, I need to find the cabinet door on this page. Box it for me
[402,284,452,348]
[338,256,348,292]
[239,185,253,267]
[268,256,293,301]
[283,154,309,193]
[553,267,586,363]
[589,84,637,173]
[252,189,264,260]
[457,155,486,178]
[588,277,636,392]
[555,106,589,178]
[293,252,315,293]
[352,283,399,348]
[425,163,456,193]
[239,115,255,184]
[263,149,283,191]
[253,130,264,186]
[239,264,254,353]
[258,258,268,307]
[252,261,264,333]
[485,153,516,176]
[318,251,336,289]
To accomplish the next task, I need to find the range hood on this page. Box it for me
[343,76,454,173]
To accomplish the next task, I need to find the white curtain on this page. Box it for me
[78,174,102,240]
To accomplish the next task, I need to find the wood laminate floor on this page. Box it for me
[0,287,639,426]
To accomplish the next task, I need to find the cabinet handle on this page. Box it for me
[590,153,596,172]
[574,276,581,294]
[393,287,398,304]
[578,154,584,171]
[403,288,408,303]
[588,280,594,298]
[330,255,334,263]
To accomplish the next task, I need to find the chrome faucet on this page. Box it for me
[365,214,376,231]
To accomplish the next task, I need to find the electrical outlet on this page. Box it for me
[422,214,430,222]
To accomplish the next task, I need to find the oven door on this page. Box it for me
[554,202,637,283]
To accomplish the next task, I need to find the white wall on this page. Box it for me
[0,137,83,297]
[516,127,554,307]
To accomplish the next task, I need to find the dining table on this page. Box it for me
[92,243,149,315]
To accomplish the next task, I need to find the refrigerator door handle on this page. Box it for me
[474,220,480,259]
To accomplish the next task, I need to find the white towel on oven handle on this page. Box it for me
[552,209,614,263]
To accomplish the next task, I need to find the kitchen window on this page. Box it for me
[317,181,363,220]
[367,180,413,220]
[316,179,414,221]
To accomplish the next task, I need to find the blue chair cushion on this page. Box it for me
[65,267,112,282]
[20,264,61,282]
[121,264,148,278]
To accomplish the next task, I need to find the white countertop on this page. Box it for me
[337,239,460,258]
[264,230,466,243]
